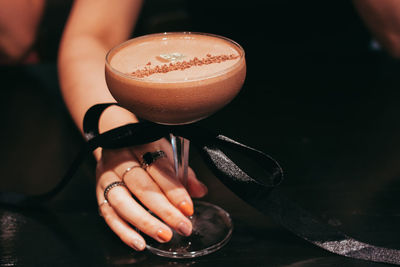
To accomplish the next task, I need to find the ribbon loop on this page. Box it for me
[83,103,284,199]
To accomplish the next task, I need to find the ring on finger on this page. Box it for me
[98,199,109,217]
[121,165,142,183]
[141,150,166,169]
[104,181,127,202]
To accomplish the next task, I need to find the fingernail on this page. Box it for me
[199,182,208,196]
[177,221,192,236]
[179,201,194,216]
[157,229,172,243]
[132,239,145,251]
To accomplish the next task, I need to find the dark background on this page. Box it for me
[1,0,400,266]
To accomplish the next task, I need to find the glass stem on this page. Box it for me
[170,134,190,188]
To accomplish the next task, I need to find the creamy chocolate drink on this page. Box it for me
[105,32,246,124]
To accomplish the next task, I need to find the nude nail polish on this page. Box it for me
[179,201,194,216]
[177,221,192,236]
[132,239,145,251]
[200,182,208,195]
[157,229,172,242]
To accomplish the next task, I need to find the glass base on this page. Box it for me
[145,201,233,258]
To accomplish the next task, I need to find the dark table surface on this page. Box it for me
[1,56,400,267]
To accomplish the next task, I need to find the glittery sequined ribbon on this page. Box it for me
[1,103,400,265]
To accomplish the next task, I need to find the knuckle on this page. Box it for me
[135,216,159,235]
[134,181,155,196]
[140,218,154,230]
[163,208,175,220]
[159,207,179,224]
[166,188,188,203]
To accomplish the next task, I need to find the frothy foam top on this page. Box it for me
[109,33,242,82]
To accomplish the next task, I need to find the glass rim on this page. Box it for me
[105,32,245,84]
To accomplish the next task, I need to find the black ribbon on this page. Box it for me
[1,103,400,265]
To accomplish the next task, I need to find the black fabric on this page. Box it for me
[1,102,400,265]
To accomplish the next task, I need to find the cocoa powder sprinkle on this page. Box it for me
[129,54,240,78]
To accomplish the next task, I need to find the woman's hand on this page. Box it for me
[96,138,208,251]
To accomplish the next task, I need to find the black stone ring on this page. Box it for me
[141,150,166,169]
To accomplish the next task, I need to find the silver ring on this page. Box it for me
[98,199,109,217]
[103,181,127,202]
[121,165,142,182]
[141,150,166,169]
[99,199,109,206]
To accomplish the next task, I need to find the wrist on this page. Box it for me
[98,104,138,133]
[91,104,138,161]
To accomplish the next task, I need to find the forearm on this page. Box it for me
[353,0,400,58]
[58,35,138,134]
[58,0,143,139]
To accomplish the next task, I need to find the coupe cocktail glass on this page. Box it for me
[105,32,246,258]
